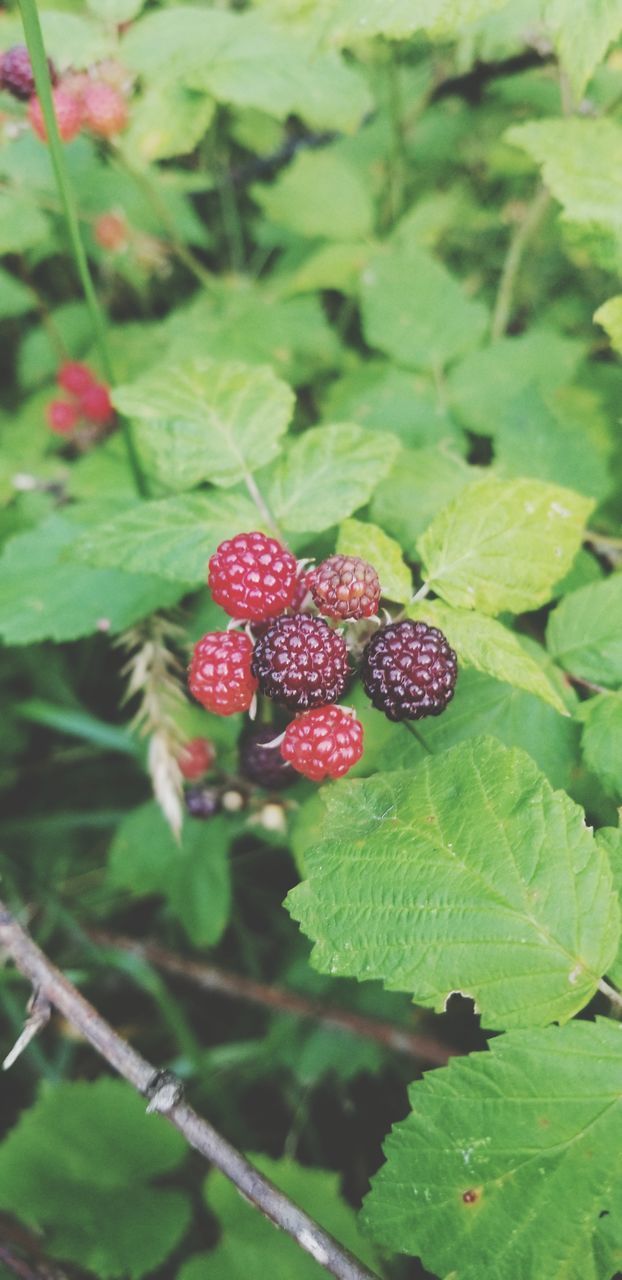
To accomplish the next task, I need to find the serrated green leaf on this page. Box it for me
[494,387,612,502]
[269,424,399,533]
[71,491,260,582]
[418,475,593,614]
[409,600,568,714]
[322,363,465,452]
[0,1080,189,1280]
[0,190,50,255]
[507,118,622,231]
[370,447,475,557]
[547,574,622,687]
[108,802,233,946]
[253,149,373,240]
[363,1020,622,1280]
[329,0,505,42]
[123,82,215,162]
[595,294,622,354]
[597,828,622,986]
[447,330,583,435]
[0,514,186,645]
[113,359,294,491]
[577,693,622,800]
[544,0,622,98]
[337,518,412,603]
[360,245,489,372]
[286,737,619,1029]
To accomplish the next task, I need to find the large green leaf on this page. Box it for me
[108,802,233,946]
[0,1080,189,1280]
[330,0,505,42]
[547,575,622,687]
[268,423,399,533]
[544,0,622,97]
[597,828,622,987]
[360,245,489,372]
[507,118,622,232]
[123,81,215,162]
[322,363,465,452]
[493,387,612,503]
[71,490,260,583]
[0,514,186,645]
[337,517,412,604]
[252,149,374,241]
[447,330,583,436]
[578,692,622,801]
[370,447,475,557]
[595,293,622,354]
[409,600,568,714]
[286,737,619,1029]
[417,475,593,614]
[113,359,294,491]
[363,1020,622,1280]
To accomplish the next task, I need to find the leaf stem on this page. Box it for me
[243,468,285,542]
[402,721,432,753]
[18,0,147,498]
[412,581,431,603]
[491,184,551,341]
[597,978,622,1014]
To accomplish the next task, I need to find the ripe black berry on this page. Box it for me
[251,615,350,710]
[361,620,457,722]
[184,785,220,819]
[239,726,296,790]
[0,45,56,100]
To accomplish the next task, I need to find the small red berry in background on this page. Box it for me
[208,531,298,622]
[57,362,96,396]
[281,706,364,782]
[78,381,114,426]
[311,554,381,621]
[178,737,216,781]
[95,210,129,253]
[0,45,57,100]
[28,86,82,144]
[189,631,258,716]
[82,81,128,138]
[46,399,79,436]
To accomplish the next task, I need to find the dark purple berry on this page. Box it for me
[251,614,350,710]
[184,784,220,819]
[0,45,56,100]
[239,727,296,790]
[361,620,457,722]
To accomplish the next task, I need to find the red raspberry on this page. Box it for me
[79,382,114,426]
[239,726,296,790]
[208,531,298,622]
[178,736,216,780]
[95,210,129,252]
[251,615,350,710]
[57,362,96,396]
[29,87,82,143]
[281,706,364,782]
[311,554,381,621]
[189,631,257,716]
[46,399,79,435]
[361,620,458,722]
[0,45,56,101]
[82,81,128,138]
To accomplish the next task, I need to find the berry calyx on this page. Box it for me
[78,381,114,426]
[251,615,350,710]
[208,531,298,622]
[184,785,220,820]
[239,726,296,790]
[57,362,97,396]
[311,554,381,621]
[0,45,56,101]
[28,87,82,143]
[189,631,257,716]
[46,399,79,435]
[281,706,364,782]
[361,619,458,722]
[178,736,216,781]
[82,81,128,137]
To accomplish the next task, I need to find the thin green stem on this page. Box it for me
[243,468,285,542]
[402,721,432,753]
[412,581,431,603]
[491,184,551,341]
[598,978,622,1015]
[18,0,147,497]
[113,150,216,290]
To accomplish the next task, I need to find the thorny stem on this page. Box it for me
[491,184,552,341]
[86,929,452,1066]
[0,901,382,1280]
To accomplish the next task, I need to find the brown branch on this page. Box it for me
[86,928,452,1067]
[0,901,381,1280]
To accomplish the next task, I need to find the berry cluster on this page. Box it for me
[46,362,114,438]
[188,531,458,785]
[0,45,129,144]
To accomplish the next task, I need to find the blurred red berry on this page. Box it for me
[28,86,82,143]
[47,399,79,435]
[0,45,57,100]
[178,737,216,781]
[95,210,129,252]
[82,81,128,138]
[57,362,96,396]
[79,382,114,426]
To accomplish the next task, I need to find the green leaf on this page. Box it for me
[286,737,619,1029]
[0,269,35,320]
[0,514,186,645]
[330,0,505,41]
[447,330,583,435]
[543,0,622,97]
[113,359,294,492]
[363,1020,622,1280]
[252,149,374,241]
[370,447,475,557]
[269,424,399,533]
[0,190,49,255]
[409,600,569,714]
[192,1155,379,1278]
[108,802,233,946]
[337,518,412,604]
[418,475,593,614]
[71,490,260,583]
[0,1079,189,1280]
[322,363,465,452]
[597,828,622,987]
[507,118,622,232]
[123,82,215,162]
[494,387,612,502]
[360,245,489,372]
[578,693,622,800]
[87,0,146,21]
[595,293,622,354]
[547,575,622,688]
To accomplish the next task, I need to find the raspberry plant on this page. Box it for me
[2,2,622,1280]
